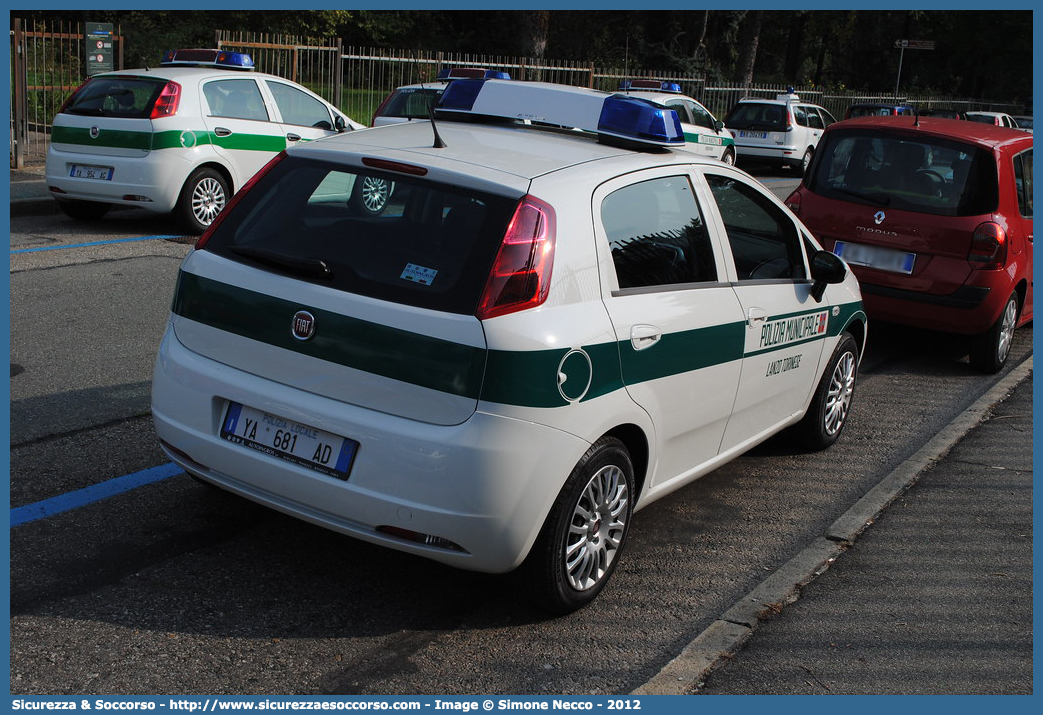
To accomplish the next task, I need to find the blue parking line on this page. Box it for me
[11,235,182,254]
[10,463,183,527]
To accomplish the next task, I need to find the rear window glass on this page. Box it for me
[378,88,443,120]
[62,76,166,118]
[725,102,787,132]
[806,130,999,216]
[203,157,519,314]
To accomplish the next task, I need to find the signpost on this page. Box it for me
[86,22,115,76]
[894,39,935,98]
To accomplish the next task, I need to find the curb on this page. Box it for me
[632,356,1033,696]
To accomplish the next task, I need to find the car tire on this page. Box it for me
[794,332,858,451]
[721,148,736,166]
[969,292,1019,374]
[177,167,229,235]
[794,148,814,177]
[519,436,634,615]
[56,199,110,221]
[349,176,392,216]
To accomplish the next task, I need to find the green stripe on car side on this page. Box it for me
[52,125,287,153]
[172,271,863,410]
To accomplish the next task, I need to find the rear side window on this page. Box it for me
[1014,150,1033,218]
[378,88,443,120]
[61,76,166,118]
[807,130,999,216]
[203,157,518,314]
[601,175,718,290]
[203,79,269,121]
[725,103,787,132]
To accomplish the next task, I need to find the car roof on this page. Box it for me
[625,90,703,105]
[829,115,1033,149]
[288,116,716,184]
[94,66,292,83]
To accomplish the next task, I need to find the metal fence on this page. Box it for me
[10,23,1026,168]
[9,18,124,167]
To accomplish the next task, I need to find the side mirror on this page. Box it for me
[809,250,847,302]
[714,119,725,133]
[334,115,347,133]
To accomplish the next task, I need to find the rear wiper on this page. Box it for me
[230,245,332,279]
[833,186,890,206]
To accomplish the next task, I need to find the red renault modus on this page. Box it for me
[786,116,1032,372]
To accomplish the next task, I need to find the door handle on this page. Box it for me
[630,325,662,351]
[286,133,301,142]
[214,127,232,137]
[747,308,767,328]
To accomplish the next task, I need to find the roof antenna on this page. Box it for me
[623,37,630,93]
[412,51,446,148]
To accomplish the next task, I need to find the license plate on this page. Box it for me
[69,164,113,180]
[834,241,916,274]
[740,130,767,139]
[220,402,359,480]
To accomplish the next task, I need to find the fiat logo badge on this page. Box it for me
[874,210,886,225]
[89,126,100,139]
[291,311,316,341]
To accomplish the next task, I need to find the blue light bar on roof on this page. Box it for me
[160,49,254,70]
[437,67,511,81]
[436,80,684,147]
[619,79,683,94]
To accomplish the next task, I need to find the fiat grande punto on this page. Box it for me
[152,79,866,613]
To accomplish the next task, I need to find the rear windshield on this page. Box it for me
[203,156,519,314]
[62,76,167,118]
[725,102,788,132]
[806,129,999,216]
[378,87,443,120]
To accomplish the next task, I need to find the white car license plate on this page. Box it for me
[220,402,358,480]
[740,130,767,139]
[834,241,916,274]
[69,164,113,180]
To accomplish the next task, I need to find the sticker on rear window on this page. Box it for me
[401,263,438,286]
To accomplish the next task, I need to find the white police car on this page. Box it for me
[45,49,367,233]
[152,79,866,613]
[619,80,736,164]
[371,67,511,127]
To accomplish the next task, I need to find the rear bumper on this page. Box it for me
[45,144,196,213]
[151,326,589,573]
[860,281,1006,335]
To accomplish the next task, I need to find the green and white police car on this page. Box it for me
[152,79,866,613]
[45,49,367,233]
[619,79,736,164]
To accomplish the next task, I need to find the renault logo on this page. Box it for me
[874,210,886,225]
[89,126,100,139]
[291,311,315,341]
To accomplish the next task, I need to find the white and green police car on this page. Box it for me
[45,49,368,233]
[619,79,736,164]
[152,79,866,613]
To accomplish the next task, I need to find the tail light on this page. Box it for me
[371,92,394,127]
[150,81,182,119]
[194,152,286,250]
[968,221,1007,270]
[785,190,802,215]
[476,195,556,320]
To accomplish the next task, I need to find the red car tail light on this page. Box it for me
[150,81,182,119]
[968,221,1007,270]
[194,152,286,250]
[785,190,802,215]
[476,195,556,320]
